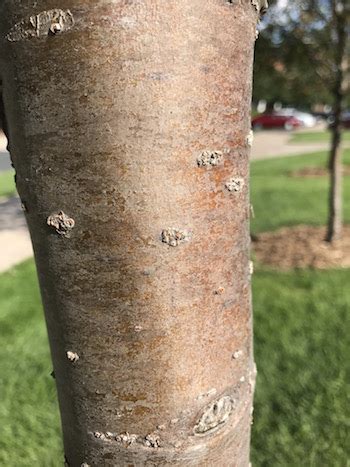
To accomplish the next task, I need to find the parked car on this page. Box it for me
[252,113,303,131]
[275,108,317,128]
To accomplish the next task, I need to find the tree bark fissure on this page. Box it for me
[0,1,258,465]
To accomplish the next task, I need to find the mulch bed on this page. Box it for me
[252,225,350,270]
[289,166,350,178]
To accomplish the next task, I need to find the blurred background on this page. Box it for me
[1,1,349,465]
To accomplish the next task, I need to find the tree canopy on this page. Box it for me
[253,0,350,109]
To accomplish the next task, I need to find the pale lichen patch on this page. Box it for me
[251,0,269,17]
[225,178,244,193]
[144,432,161,448]
[47,211,75,237]
[115,432,138,446]
[246,130,254,147]
[161,228,191,247]
[66,351,79,363]
[251,0,260,11]
[197,150,223,167]
[232,350,243,360]
[113,431,161,448]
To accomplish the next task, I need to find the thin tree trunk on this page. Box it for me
[0,2,258,465]
[326,93,343,242]
[326,1,346,243]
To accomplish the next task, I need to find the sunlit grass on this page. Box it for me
[0,169,16,199]
[289,130,350,144]
[251,148,350,233]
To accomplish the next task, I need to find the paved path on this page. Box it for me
[251,129,328,160]
[0,133,33,272]
[0,196,33,273]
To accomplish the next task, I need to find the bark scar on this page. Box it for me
[93,431,162,448]
[6,9,74,42]
[194,395,234,435]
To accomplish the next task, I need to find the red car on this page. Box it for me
[252,113,303,131]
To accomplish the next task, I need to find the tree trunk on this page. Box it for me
[326,92,343,242]
[0,2,257,465]
[326,3,347,243]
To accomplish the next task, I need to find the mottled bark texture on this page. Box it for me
[0,1,258,465]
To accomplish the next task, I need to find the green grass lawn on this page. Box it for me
[0,261,62,467]
[251,269,350,466]
[1,151,350,465]
[0,169,16,199]
[251,148,350,233]
[289,130,350,144]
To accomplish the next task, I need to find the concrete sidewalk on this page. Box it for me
[251,129,329,160]
[0,133,33,272]
[0,196,33,273]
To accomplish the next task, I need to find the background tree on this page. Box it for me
[254,0,350,242]
[0,1,260,465]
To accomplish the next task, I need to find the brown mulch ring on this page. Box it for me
[252,225,350,270]
[289,166,350,178]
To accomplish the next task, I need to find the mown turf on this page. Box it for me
[0,169,16,199]
[251,148,350,233]
[251,268,350,466]
[0,261,62,467]
[289,130,350,144]
[1,151,350,465]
